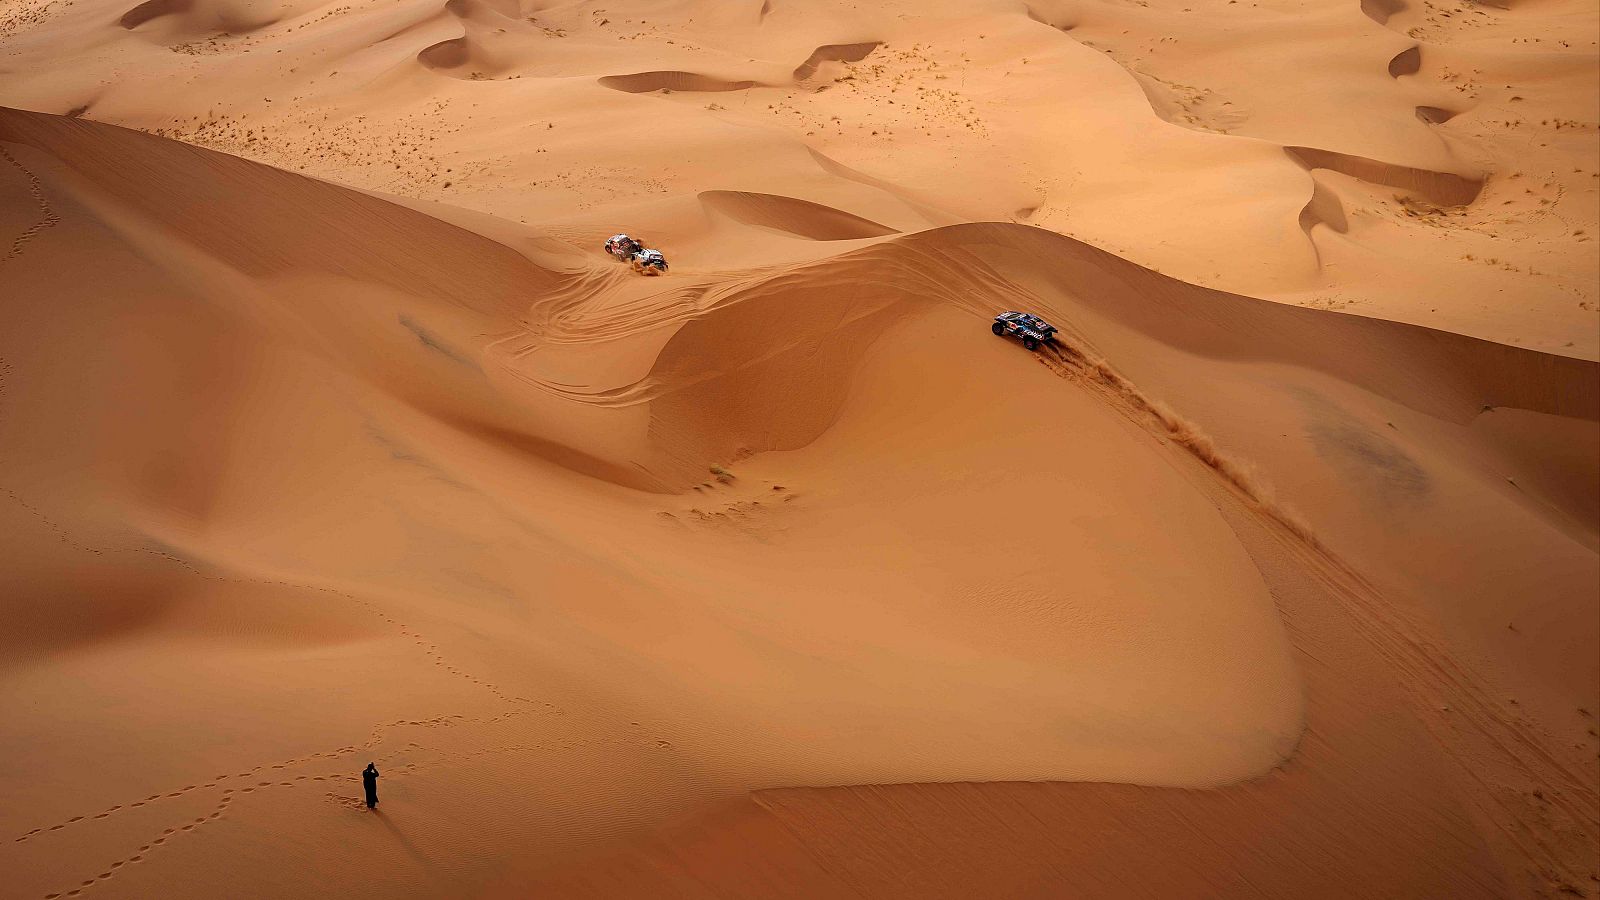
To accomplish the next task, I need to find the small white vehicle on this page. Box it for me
[630,248,669,275]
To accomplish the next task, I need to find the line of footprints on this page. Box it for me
[25,724,470,899]
[11,593,547,850]
[2,469,587,898]
[20,700,677,899]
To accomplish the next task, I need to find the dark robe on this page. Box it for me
[362,766,379,808]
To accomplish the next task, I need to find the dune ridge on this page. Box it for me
[792,41,881,80]
[699,190,897,240]
[599,72,761,94]
[1286,146,1483,208]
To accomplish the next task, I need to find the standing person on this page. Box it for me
[362,763,380,810]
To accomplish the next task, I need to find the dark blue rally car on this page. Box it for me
[991,311,1057,351]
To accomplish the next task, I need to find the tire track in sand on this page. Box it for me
[1033,315,1596,896]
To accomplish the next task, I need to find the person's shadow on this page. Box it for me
[373,809,436,875]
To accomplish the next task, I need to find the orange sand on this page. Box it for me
[1,0,1596,896]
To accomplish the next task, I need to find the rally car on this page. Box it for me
[604,233,644,259]
[630,248,669,275]
[991,311,1057,351]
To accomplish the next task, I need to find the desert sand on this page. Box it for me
[0,0,1595,897]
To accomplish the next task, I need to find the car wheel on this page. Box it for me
[991,322,1006,336]
[1023,336,1039,351]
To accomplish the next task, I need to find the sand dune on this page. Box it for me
[1284,146,1482,207]
[599,72,762,94]
[1389,45,1425,77]
[117,0,308,34]
[1,0,1597,895]
[699,190,896,240]
[792,42,881,80]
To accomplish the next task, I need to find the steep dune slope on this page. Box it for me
[3,105,1595,898]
